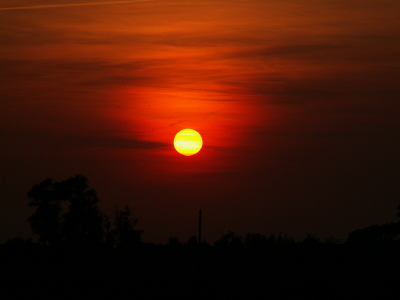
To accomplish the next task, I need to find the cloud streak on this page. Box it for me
[72,135,170,150]
[0,0,150,11]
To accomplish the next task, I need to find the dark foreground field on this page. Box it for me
[2,238,399,299]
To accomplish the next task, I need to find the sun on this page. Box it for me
[174,129,203,156]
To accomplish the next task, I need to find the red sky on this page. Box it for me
[1,0,399,244]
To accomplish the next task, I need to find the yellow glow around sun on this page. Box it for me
[174,129,203,156]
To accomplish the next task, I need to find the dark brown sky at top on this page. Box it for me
[1,0,399,244]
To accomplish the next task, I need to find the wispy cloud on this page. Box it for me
[0,0,150,11]
[2,132,169,151]
[71,135,170,150]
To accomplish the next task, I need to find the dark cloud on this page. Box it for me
[0,131,169,158]
[69,135,170,150]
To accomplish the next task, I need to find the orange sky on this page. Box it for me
[1,0,399,244]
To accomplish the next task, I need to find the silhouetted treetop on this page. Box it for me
[112,206,142,248]
[28,175,104,246]
[27,175,143,250]
[347,222,400,245]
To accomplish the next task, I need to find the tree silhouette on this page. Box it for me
[28,175,104,246]
[61,175,104,246]
[27,178,63,245]
[214,231,243,248]
[112,206,142,248]
[347,222,400,245]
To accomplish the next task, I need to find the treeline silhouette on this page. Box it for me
[1,175,400,299]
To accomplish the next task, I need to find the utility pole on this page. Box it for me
[198,209,202,244]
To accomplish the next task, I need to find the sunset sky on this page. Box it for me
[1,0,399,244]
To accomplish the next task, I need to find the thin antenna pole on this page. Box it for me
[198,209,202,244]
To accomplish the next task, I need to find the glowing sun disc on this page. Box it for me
[174,129,203,156]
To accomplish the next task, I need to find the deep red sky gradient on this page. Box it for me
[1,0,399,244]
